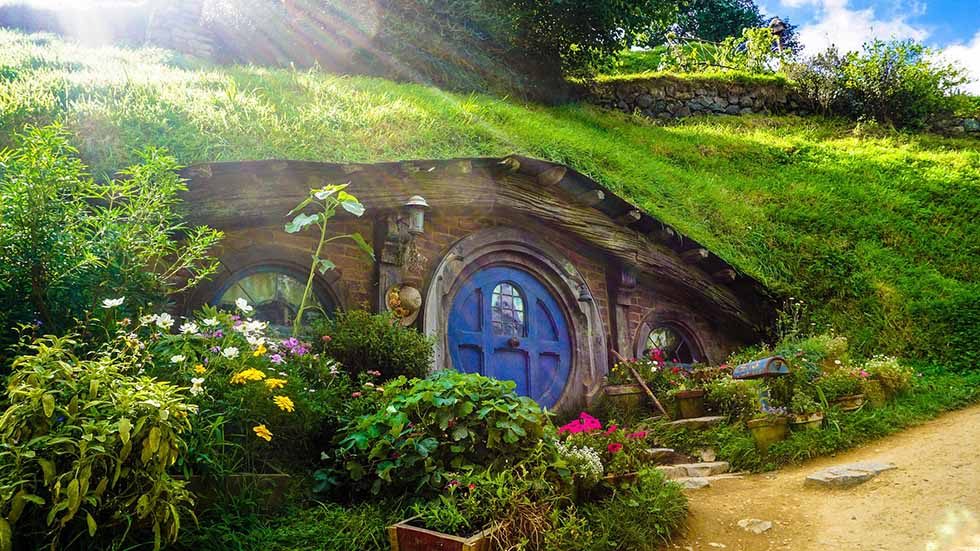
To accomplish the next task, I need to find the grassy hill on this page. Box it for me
[1,28,978,368]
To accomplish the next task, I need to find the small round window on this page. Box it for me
[645,325,698,364]
[216,268,335,334]
[491,282,525,336]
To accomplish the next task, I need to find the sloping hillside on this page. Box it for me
[1,29,977,367]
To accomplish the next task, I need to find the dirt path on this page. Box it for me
[670,404,980,551]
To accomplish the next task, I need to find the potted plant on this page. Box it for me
[816,370,866,411]
[602,360,647,411]
[788,390,823,431]
[669,370,707,419]
[389,477,495,551]
[746,407,789,451]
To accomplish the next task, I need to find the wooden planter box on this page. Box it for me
[674,389,706,419]
[388,516,493,551]
[602,384,646,411]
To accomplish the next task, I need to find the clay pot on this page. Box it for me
[747,416,789,451]
[674,389,707,419]
[789,412,824,431]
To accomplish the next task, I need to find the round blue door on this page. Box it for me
[448,266,572,408]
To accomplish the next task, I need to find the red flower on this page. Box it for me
[605,424,618,435]
[671,367,680,374]
[468,483,476,490]
[607,443,623,453]
[626,431,647,439]
[322,335,332,342]
[719,363,729,370]
[351,391,362,398]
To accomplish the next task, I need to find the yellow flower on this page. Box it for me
[273,395,295,413]
[194,364,206,375]
[265,378,288,390]
[253,344,267,357]
[253,424,273,441]
[230,368,266,385]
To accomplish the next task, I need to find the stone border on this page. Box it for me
[422,227,607,413]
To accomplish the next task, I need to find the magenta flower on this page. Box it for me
[270,353,284,364]
[607,443,623,453]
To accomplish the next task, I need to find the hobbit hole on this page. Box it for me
[179,156,774,411]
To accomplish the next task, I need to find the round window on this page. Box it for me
[215,268,335,335]
[645,325,699,364]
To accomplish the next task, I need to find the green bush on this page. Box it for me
[0,124,221,362]
[579,469,687,550]
[315,310,434,381]
[788,39,967,128]
[705,377,760,421]
[861,356,914,396]
[0,335,196,551]
[332,371,548,495]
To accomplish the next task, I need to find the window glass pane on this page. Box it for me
[491,282,525,336]
[217,270,330,335]
[646,326,696,364]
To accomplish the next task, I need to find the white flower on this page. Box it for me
[242,319,267,334]
[235,298,254,313]
[245,334,266,347]
[155,313,174,330]
[170,355,186,364]
[222,347,239,359]
[834,360,842,365]
[140,314,157,325]
[180,322,199,335]
[190,378,205,396]
[101,297,125,308]
[320,451,329,461]
[201,318,219,327]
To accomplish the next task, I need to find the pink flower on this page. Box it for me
[607,443,623,454]
[626,431,647,439]
[322,335,332,342]
[859,370,870,378]
[605,424,618,435]
[558,412,603,434]
[447,480,459,488]
[351,391,362,398]
[719,363,729,370]
[468,483,476,490]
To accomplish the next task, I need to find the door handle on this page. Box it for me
[508,337,521,348]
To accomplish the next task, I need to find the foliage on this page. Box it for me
[787,39,968,128]
[861,356,914,396]
[284,184,373,337]
[332,371,548,495]
[0,124,222,359]
[656,27,787,74]
[815,369,865,402]
[136,303,385,477]
[789,389,820,415]
[579,469,687,550]
[314,310,434,381]
[704,376,760,421]
[646,0,764,45]
[0,335,196,551]
[1,29,978,368]
[175,500,411,551]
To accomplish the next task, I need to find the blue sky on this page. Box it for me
[764,0,980,92]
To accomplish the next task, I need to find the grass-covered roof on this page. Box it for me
[1,28,977,367]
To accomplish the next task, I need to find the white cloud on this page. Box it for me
[794,0,930,55]
[941,32,980,95]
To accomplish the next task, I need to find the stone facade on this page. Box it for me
[588,76,807,119]
[178,157,774,412]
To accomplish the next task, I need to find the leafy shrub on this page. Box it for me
[0,124,221,360]
[333,370,548,495]
[315,310,434,381]
[705,377,761,421]
[558,413,653,476]
[787,39,967,128]
[580,469,687,550]
[814,369,865,402]
[0,335,196,551]
[861,356,914,396]
[656,27,786,75]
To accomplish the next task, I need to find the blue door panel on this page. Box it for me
[448,266,571,408]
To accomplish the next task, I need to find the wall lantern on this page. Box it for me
[402,195,430,236]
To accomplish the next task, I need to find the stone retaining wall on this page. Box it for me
[588,76,807,119]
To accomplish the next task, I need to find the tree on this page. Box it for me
[645,0,763,45]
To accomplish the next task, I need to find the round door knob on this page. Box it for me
[508,337,521,348]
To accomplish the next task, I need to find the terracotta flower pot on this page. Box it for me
[674,389,707,419]
[789,412,824,431]
[389,516,493,551]
[603,384,646,411]
[832,394,866,412]
[747,416,789,451]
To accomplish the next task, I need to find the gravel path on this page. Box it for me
[670,404,980,551]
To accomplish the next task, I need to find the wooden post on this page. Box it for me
[610,349,669,419]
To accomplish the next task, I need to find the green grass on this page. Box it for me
[1,28,978,367]
[648,370,980,472]
[596,48,788,85]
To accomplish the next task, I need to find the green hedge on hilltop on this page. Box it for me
[1,29,978,369]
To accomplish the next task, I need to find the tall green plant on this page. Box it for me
[0,124,222,355]
[283,184,373,337]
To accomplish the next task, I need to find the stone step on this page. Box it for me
[643,448,694,465]
[666,415,726,430]
[675,473,745,489]
[657,461,730,479]
[805,461,897,488]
